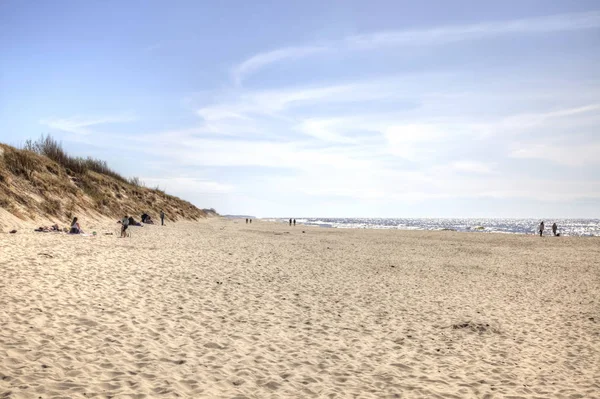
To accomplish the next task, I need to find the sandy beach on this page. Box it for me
[1,218,599,398]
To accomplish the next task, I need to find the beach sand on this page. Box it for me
[1,218,599,398]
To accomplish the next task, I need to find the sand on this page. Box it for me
[1,218,599,398]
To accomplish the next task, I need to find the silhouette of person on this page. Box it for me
[246,218,248,224]
[293,219,296,226]
[250,219,252,224]
[289,218,292,226]
[552,222,558,236]
[539,221,545,237]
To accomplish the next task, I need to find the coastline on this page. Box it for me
[262,217,600,237]
[1,217,598,398]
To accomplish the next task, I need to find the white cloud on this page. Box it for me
[347,11,600,48]
[296,119,356,143]
[143,177,234,194]
[232,45,328,85]
[233,11,600,82]
[40,115,136,135]
[500,103,600,131]
[52,71,600,210]
[450,161,495,174]
[510,142,600,166]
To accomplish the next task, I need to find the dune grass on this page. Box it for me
[0,135,214,222]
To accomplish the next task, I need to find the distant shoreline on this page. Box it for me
[256,217,600,237]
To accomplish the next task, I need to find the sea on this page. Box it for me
[266,218,600,237]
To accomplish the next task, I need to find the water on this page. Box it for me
[268,218,600,237]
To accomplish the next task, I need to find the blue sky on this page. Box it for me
[1,0,599,218]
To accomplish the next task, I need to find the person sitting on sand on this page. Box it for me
[552,222,558,236]
[539,221,544,237]
[145,215,154,224]
[120,215,129,238]
[70,217,82,234]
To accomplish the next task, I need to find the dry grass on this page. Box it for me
[0,138,215,222]
[24,135,128,182]
[42,198,62,216]
[3,149,42,178]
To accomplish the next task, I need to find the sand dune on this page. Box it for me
[1,218,599,398]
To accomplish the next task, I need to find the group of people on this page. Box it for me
[120,211,166,237]
[33,211,168,238]
[289,218,296,226]
[245,218,252,224]
[538,221,559,237]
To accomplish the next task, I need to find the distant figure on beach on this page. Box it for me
[539,221,545,237]
[246,218,248,224]
[69,217,82,234]
[249,219,252,224]
[289,218,292,226]
[552,222,558,236]
[293,219,296,226]
[160,210,165,226]
[121,215,129,238]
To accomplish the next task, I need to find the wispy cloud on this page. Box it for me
[143,177,234,194]
[450,161,495,174]
[347,11,600,48]
[511,142,600,167]
[233,11,600,82]
[232,45,328,85]
[40,115,136,135]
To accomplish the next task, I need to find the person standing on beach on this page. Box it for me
[539,221,545,237]
[120,215,129,238]
[552,222,558,236]
[293,219,296,226]
[289,218,292,226]
[160,210,165,226]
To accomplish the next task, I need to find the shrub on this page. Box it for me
[25,135,87,175]
[24,135,128,182]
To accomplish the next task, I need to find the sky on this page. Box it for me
[1,0,599,218]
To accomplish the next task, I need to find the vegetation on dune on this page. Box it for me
[0,135,216,222]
